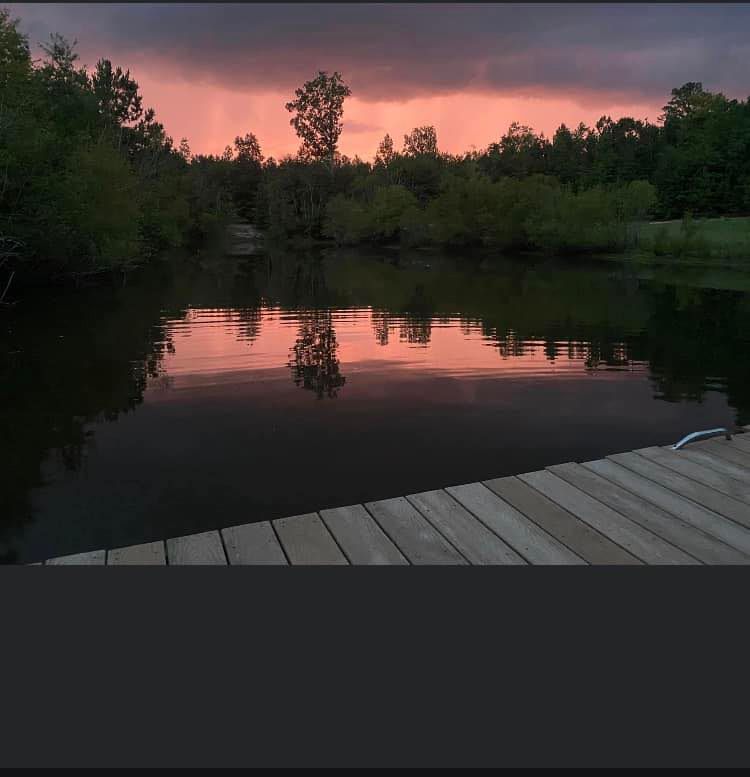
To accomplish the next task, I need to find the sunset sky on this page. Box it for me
[9,3,750,160]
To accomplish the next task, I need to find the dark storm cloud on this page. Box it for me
[9,3,750,102]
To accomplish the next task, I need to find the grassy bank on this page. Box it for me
[632,215,750,266]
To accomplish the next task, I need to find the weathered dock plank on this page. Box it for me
[166,531,227,565]
[365,497,468,564]
[406,489,525,564]
[221,521,288,565]
[695,438,750,469]
[583,458,750,556]
[519,470,695,564]
[483,475,638,565]
[35,431,750,567]
[273,513,348,565]
[715,436,750,460]
[447,482,583,564]
[674,445,750,485]
[548,462,746,565]
[730,433,750,452]
[637,446,750,502]
[320,504,408,565]
[609,451,750,528]
[108,541,166,565]
[47,550,106,565]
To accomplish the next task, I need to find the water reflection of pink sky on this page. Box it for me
[147,307,642,394]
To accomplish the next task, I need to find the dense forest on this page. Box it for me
[2,9,750,290]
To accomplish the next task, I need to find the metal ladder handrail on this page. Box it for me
[671,428,732,451]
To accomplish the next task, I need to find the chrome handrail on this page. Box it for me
[671,428,732,451]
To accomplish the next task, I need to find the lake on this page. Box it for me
[2,247,749,563]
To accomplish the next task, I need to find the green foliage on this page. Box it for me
[50,142,141,270]
[615,180,659,221]
[263,158,331,237]
[323,195,367,244]
[639,216,750,262]
[261,154,369,239]
[526,186,624,254]
[548,123,589,185]
[138,155,191,250]
[183,154,237,241]
[1,4,747,283]
[654,83,750,217]
[324,185,418,245]
[0,9,238,283]
[229,133,264,221]
[91,58,143,132]
[324,170,658,255]
[390,153,445,203]
[0,8,30,85]
[369,185,419,241]
[424,174,499,246]
[269,79,746,258]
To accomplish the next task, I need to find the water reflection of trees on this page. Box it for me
[644,287,750,412]
[370,283,437,347]
[372,309,392,346]
[232,306,263,344]
[0,280,178,562]
[399,313,432,346]
[4,251,750,563]
[358,260,750,426]
[289,310,346,399]
[399,284,434,346]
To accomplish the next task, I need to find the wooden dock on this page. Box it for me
[40,428,750,565]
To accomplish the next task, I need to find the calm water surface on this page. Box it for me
[2,249,749,562]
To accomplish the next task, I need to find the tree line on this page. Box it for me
[2,9,749,290]
[1,9,244,288]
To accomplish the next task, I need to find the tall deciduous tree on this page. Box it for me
[285,71,351,164]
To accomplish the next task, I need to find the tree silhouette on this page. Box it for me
[285,71,351,164]
[91,58,143,132]
[374,134,396,167]
[233,133,264,164]
[402,125,438,157]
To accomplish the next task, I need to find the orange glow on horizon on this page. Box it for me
[132,70,663,161]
